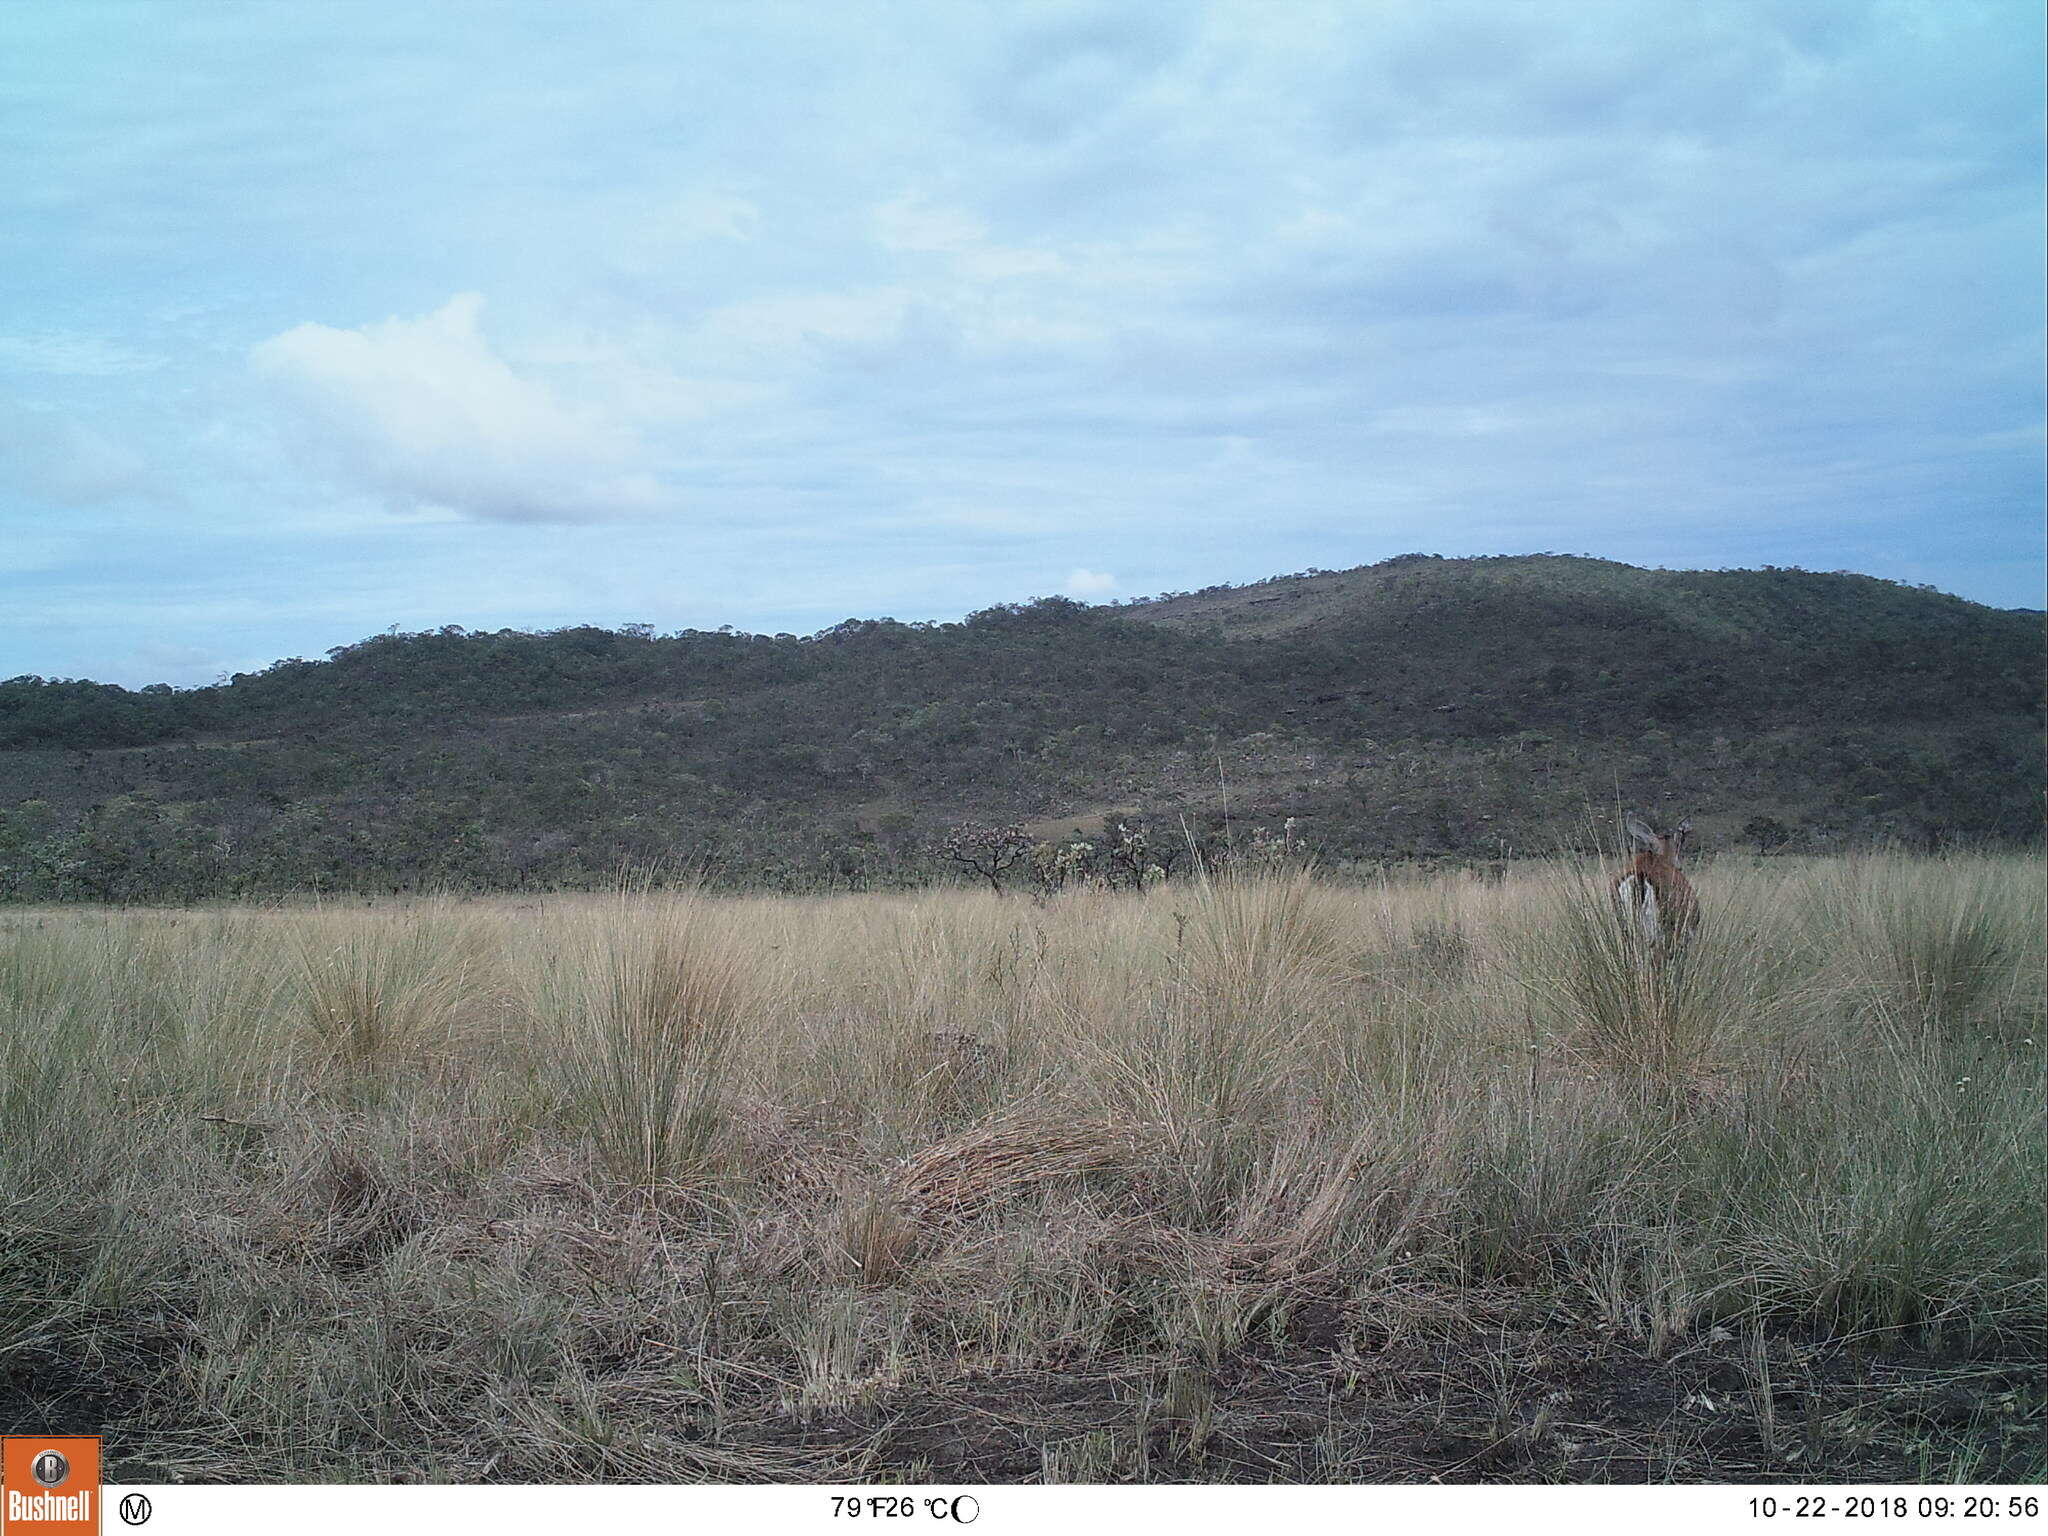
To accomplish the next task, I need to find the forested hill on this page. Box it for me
[1,554,2040,899]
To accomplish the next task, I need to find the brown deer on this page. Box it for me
[1612,815,1698,945]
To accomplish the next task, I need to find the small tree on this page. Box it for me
[1743,815,1791,854]
[1029,837,1102,896]
[934,821,1030,895]
[1106,820,1148,889]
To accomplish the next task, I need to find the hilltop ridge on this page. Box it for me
[1119,553,2035,638]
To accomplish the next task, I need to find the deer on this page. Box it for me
[1612,815,1698,946]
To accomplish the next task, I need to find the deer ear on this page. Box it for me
[1675,817,1693,836]
[1625,816,1658,848]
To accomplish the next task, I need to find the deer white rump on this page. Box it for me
[1612,872,1665,946]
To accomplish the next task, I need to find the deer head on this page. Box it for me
[1624,815,1692,864]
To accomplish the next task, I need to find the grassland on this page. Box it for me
[1,853,2042,1483]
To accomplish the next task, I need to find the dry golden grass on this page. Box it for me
[0,853,2041,1482]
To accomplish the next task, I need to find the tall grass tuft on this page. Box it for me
[526,888,755,1191]
[290,906,483,1095]
[1516,859,1811,1095]
[1811,853,2041,1033]
[1106,872,1344,1223]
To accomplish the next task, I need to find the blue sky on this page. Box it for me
[3,0,2041,687]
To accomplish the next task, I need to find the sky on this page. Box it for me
[2,0,2042,688]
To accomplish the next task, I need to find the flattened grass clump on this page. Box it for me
[890,1111,1158,1221]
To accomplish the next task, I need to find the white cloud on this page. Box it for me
[0,399,147,503]
[250,293,671,523]
[656,189,761,246]
[0,333,167,377]
[1064,566,1116,597]
[873,193,1063,278]
[0,530,85,575]
[875,196,989,254]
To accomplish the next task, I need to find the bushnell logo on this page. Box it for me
[2,1437,100,1534]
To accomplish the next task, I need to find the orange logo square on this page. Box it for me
[1,1439,100,1536]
